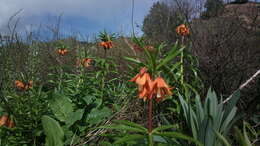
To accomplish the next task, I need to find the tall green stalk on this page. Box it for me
[180,36,184,85]
[148,132,153,146]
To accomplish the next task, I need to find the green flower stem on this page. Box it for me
[148,132,153,146]
[180,36,184,85]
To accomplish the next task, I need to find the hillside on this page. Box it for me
[221,2,260,30]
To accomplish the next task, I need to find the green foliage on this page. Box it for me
[201,0,224,19]
[98,120,202,146]
[98,30,116,42]
[234,121,258,146]
[50,92,74,122]
[179,88,241,146]
[86,107,111,125]
[0,86,50,145]
[234,0,248,4]
[0,12,258,146]
[44,57,131,145]
[142,2,183,44]
[42,115,64,146]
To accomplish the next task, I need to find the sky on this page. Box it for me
[1,0,259,40]
[0,0,159,39]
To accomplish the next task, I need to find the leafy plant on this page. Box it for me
[44,56,130,145]
[234,121,259,146]
[0,86,50,146]
[98,120,202,146]
[179,88,241,146]
[42,115,64,146]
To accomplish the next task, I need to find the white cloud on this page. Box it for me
[0,0,158,34]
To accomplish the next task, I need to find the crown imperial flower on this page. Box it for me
[129,67,153,101]
[176,24,190,36]
[57,48,68,55]
[151,77,172,103]
[82,58,92,68]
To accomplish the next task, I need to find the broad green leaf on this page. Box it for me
[86,107,111,125]
[83,95,95,105]
[66,109,84,127]
[50,93,74,122]
[195,95,204,126]
[224,90,240,118]
[42,115,64,146]
[94,98,102,108]
[178,94,189,123]
[221,107,237,133]
[204,116,214,146]
[189,107,198,141]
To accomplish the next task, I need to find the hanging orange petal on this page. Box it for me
[129,67,148,83]
[15,80,25,90]
[82,58,92,67]
[136,73,151,86]
[0,115,8,127]
[6,119,15,128]
[28,80,33,89]
[152,77,173,102]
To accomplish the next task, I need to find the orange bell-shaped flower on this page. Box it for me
[6,119,15,128]
[82,58,92,68]
[57,49,68,56]
[24,80,33,90]
[151,77,172,102]
[0,115,8,127]
[129,67,147,83]
[130,67,153,101]
[100,41,113,50]
[15,80,33,91]
[15,80,25,90]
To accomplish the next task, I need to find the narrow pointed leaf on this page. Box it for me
[114,134,145,144]
[113,120,147,131]
[123,57,143,65]
[243,121,252,146]
[156,132,203,146]
[98,124,146,133]
[214,130,231,146]
[157,47,184,70]
[224,90,240,118]
[234,126,248,146]
[152,125,176,133]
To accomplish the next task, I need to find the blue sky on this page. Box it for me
[1,0,259,39]
[0,0,159,39]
